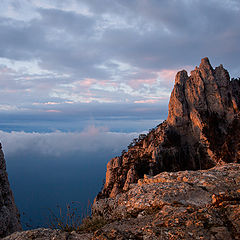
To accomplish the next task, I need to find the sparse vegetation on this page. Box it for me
[121,149,127,155]
[127,133,147,149]
[48,201,108,233]
[78,215,107,232]
[48,202,83,232]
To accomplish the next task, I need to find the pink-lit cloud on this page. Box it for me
[134,99,158,104]
[159,69,177,81]
[33,101,74,106]
[128,78,157,89]
[33,102,59,105]
[79,78,97,87]
[134,96,168,104]
[45,109,61,113]
[156,66,193,89]
[45,102,59,105]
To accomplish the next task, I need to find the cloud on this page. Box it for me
[0,0,239,116]
[0,126,138,157]
[45,109,61,113]
[134,99,158,104]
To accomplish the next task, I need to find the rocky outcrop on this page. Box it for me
[0,143,22,237]
[97,57,240,199]
[91,163,240,239]
[2,228,92,240]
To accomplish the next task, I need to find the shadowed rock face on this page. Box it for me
[0,144,22,237]
[97,57,240,199]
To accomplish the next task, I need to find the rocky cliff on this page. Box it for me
[0,143,22,237]
[97,57,240,199]
[91,163,240,239]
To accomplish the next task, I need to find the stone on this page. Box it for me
[91,164,240,240]
[2,228,93,240]
[97,57,240,200]
[0,143,22,237]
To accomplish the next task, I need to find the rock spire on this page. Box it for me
[97,57,240,199]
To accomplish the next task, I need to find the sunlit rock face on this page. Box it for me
[92,164,240,239]
[97,57,240,200]
[0,144,22,237]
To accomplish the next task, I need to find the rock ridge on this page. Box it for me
[97,57,240,199]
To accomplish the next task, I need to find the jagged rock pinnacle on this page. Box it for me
[174,70,188,85]
[97,57,240,200]
[199,57,212,69]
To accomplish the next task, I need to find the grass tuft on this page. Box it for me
[48,201,107,233]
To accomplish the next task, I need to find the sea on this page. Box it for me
[0,116,164,229]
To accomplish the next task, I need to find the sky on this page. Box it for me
[0,0,239,121]
[1,0,240,228]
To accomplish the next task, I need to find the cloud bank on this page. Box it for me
[0,126,138,158]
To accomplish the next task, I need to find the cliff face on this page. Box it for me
[97,57,240,199]
[0,143,22,237]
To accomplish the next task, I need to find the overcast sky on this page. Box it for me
[0,0,239,120]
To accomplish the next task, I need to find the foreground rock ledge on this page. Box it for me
[4,163,240,239]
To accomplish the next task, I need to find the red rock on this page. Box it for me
[97,58,240,200]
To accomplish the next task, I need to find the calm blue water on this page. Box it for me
[3,117,165,229]
[6,151,112,228]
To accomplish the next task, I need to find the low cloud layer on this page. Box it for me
[0,126,138,157]
[0,0,239,116]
